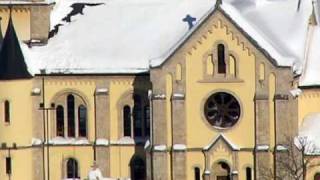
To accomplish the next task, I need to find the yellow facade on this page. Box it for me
[1,2,320,180]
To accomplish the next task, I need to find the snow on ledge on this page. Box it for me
[173,144,187,150]
[154,145,167,151]
[96,138,109,146]
[144,140,150,149]
[232,170,239,175]
[31,88,41,95]
[290,88,302,98]
[110,137,135,145]
[153,94,166,99]
[96,88,108,95]
[256,145,269,151]
[32,138,42,145]
[49,137,90,145]
[276,145,288,151]
[204,170,211,175]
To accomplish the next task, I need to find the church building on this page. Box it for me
[0,0,320,180]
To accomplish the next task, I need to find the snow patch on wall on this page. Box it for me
[154,145,167,151]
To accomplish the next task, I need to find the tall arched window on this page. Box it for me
[78,105,87,137]
[194,167,200,180]
[133,95,142,137]
[56,105,64,137]
[67,158,79,178]
[67,95,75,137]
[4,100,10,123]
[144,105,150,137]
[246,167,252,180]
[217,44,226,74]
[123,105,131,137]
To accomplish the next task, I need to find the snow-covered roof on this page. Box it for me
[25,0,214,74]
[20,0,320,84]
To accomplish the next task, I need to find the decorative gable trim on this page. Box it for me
[151,5,291,70]
[203,134,240,151]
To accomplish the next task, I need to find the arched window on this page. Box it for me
[123,105,131,137]
[78,105,87,137]
[217,44,226,74]
[133,95,142,137]
[56,105,64,137]
[67,95,75,137]
[4,100,10,123]
[176,64,182,81]
[229,54,236,76]
[194,167,200,180]
[144,105,150,137]
[67,158,79,178]
[206,54,214,75]
[246,167,252,180]
[259,63,265,81]
[315,173,320,180]
[130,157,146,180]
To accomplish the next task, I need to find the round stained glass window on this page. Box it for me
[204,92,241,128]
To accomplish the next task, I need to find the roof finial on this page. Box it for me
[9,0,12,19]
[297,0,302,11]
[309,0,318,25]
[215,0,223,8]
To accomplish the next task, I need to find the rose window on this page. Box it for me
[204,92,240,128]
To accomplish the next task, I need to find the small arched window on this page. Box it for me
[144,105,150,137]
[133,95,142,137]
[314,173,320,180]
[194,167,200,180]
[246,167,252,180]
[4,100,10,123]
[206,54,214,75]
[78,105,87,137]
[217,44,226,74]
[229,54,236,76]
[259,63,265,81]
[67,95,75,137]
[67,158,79,178]
[56,105,64,137]
[176,64,182,81]
[123,105,131,137]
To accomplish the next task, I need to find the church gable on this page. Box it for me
[151,2,292,74]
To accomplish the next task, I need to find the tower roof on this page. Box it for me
[0,15,31,80]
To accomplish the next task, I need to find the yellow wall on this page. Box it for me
[0,149,33,180]
[185,21,256,149]
[298,89,320,126]
[0,9,31,41]
[0,80,33,145]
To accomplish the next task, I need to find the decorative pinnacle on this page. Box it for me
[215,0,223,8]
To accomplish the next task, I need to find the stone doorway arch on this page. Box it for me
[211,161,231,180]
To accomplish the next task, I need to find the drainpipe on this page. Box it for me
[170,94,174,180]
[41,76,46,180]
[93,92,97,161]
[148,89,154,180]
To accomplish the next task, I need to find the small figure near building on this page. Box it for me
[88,161,104,180]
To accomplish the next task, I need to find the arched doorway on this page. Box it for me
[130,156,146,180]
[212,161,231,180]
[66,158,79,179]
[314,173,320,180]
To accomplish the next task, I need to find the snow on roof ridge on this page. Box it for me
[151,1,296,68]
